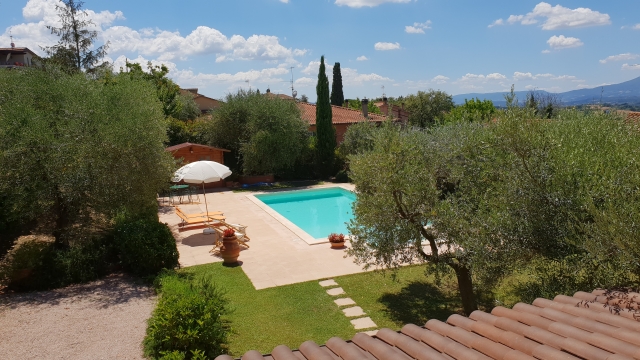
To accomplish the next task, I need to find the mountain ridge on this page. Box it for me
[452,76,640,107]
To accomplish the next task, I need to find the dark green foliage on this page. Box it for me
[123,62,183,119]
[444,98,496,124]
[203,90,308,176]
[42,0,109,73]
[330,62,344,106]
[404,90,454,128]
[315,56,336,177]
[166,118,208,147]
[338,121,384,158]
[144,272,231,359]
[114,220,179,276]
[347,108,640,314]
[0,68,174,247]
[334,170,350,183]
[344,98,383,115]
[0,234,114,291]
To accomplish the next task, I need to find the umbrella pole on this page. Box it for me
[202,182,210,218]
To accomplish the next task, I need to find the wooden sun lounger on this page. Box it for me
[175,207,225,229]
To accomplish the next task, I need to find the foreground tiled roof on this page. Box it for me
[299,102,389,125]
[215,289,640,360]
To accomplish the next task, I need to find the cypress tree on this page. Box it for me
[330,62,344,106]
[315,56,336,177]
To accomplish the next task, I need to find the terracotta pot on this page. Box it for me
[330,241,345,249]
[220,235,240,265]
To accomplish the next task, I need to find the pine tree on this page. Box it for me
[43,0,109,73]
[330,62,344,106]
[315,56,336,177]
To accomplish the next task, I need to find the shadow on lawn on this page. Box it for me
[378,281,460,325]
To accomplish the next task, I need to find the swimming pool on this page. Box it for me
[254,187,356,240]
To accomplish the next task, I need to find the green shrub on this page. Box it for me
[144,273,231,359]
[114,219,179,276]
[52,234,115,285]
[334,169,350,183]
[0,235,55,290]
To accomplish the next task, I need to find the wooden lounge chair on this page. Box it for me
[175,207,225,230]
[209,223,250,253]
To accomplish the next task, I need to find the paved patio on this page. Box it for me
[158,184,369,290]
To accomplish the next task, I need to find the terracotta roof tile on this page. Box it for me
[299,103,389,125]
[165,142,230,152]
[215,289,640,360]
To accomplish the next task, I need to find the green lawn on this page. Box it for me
[170,263,463,355]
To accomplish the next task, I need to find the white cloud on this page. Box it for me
[299,60,391,85]
[356,55,368,61]
[488,19,504,28]
[280,0,289,3]
[2,0,304,64]
[514,72,535,81]
[405,20,431,34]
[552,75,577,81]
[335,0,410,8]
[492,2,610,30]
[622,63,640,70]
[294,77,315,86]
[374,42,400,51]
[104,26,305,62]
[0,0,125,55]
[535,73,554,78]
[431,75,449,84]
[600,53,639,64]
[546,35,583,50]
[541,49,551,54]
[486,73,507,80]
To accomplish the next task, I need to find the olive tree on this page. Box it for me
[204,90,308,176]
[347,108,640,314]
[404,90,454,128]
[0,68,174,245]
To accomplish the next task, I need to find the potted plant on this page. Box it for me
[328,233,346,249]
[219,228,240,265]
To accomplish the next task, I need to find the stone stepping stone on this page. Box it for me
[319,279,338,287]
[342,306,365,317]
[326,287,345,296]
[363,330,378,336]
[334,298,356,307]
[351,317,377,330]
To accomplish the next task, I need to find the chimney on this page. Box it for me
[401,102,405,111]
[10,35,15,48]
[362,98,369,119]
[382,96,388,106]
[344,99,349,108]
[266,88,271,94]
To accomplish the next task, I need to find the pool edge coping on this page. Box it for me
[244,184,354,246]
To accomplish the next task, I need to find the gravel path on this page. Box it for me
[0,273,156,359]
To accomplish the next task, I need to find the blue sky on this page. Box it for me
[1,0,639,101]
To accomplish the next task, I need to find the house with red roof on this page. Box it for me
[299,99,395,143]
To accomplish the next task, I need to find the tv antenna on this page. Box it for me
[381,85,386,98]
[290,67,297,99]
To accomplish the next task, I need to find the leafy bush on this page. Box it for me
[0,235,55,290]
[114,219,179,276]
[144,272,231,359]
[334,170,350,183]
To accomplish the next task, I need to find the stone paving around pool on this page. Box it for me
[159,184,369,290]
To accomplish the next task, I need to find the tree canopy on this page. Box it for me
[315,56,336,177]
[42,0,109,73]
[404,90,454,128]
[330,62,344,106]
[0,68,174,245]
[203,90,308,176]
[347,108,640,314]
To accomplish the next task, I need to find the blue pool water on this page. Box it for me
[255,187,356,239]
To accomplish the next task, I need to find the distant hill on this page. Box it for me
[453,76,640,107]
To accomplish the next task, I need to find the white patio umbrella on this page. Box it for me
[172,161,232,219]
